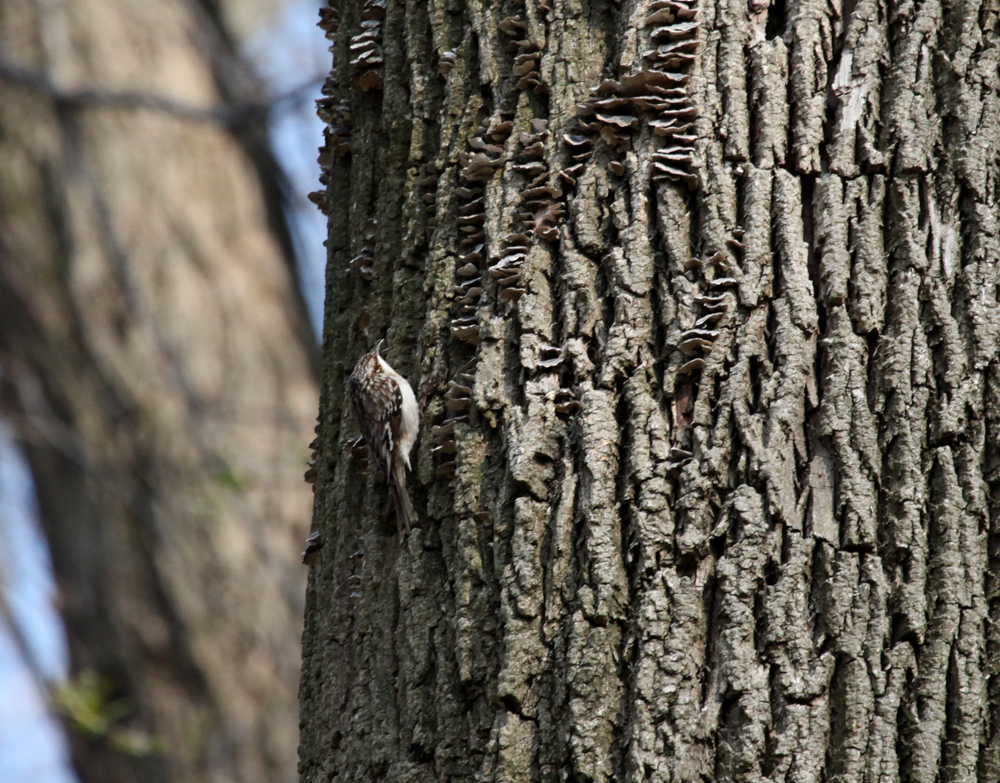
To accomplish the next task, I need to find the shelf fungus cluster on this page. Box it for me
[547,387,582,416]
[668,226,744,472]
[666,446,694,474]
[418,163,440,231]
[537,351,583,419]
[644,0,701,187]
[486,120,567,313]
[491,234,531,305]
[315,97,352,162]
[304,438,320,487]
[317,3,339,39]
[349,219,378,281]
[304,419,322,490]
[301,531,323,566]
[499,7,547,95]
[515,124,565,244]
[431,362,476,482]
[304,419,348,493]
[349,0,386,90]
[312,96,351,215]
[566,0,700,186]
[449,118,511,347]
[676,245,736,374]
[438,50,457,75]
[312,6,350,214]
[559,132,593,186]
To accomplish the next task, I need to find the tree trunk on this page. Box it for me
[0,1,319,782]
[300,0,1000,781]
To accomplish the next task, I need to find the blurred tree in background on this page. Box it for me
[0,0,322,781]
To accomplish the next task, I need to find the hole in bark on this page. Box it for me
[477,89,493,125]
[720,690,741,727]
[587,336,601,370]
[764,559,780,586]
[409,742,435,763]
[676,552,698,577]
[765,0,786,40]
[498,693,522,714]
[891,612,919,647]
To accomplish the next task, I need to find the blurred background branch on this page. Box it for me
[0,50,324,127]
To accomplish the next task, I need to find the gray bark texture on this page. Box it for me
[301,0,1000,781]
[0,1,318,782]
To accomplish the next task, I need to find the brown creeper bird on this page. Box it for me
[347,340,419,532]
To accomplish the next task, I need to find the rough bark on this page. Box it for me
[0,1,319,782]
[301,0,1000,781]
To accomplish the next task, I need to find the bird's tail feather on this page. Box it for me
[390,467,414,534]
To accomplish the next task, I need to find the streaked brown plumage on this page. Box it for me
[347,341,419,531]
